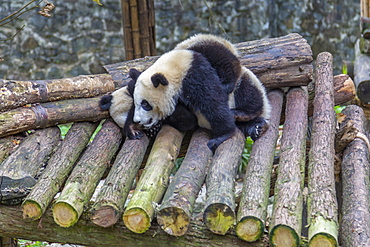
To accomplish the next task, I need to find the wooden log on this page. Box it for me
[0,96,108,138]
[340,105,370,247]
[307,52,338,247]
[203,128,245,235]
[0,205,265,247]
[0,127,60,205]
[354,39,370,104]
[0,74,115,112]
[90,135,150,228]
[0,135,24,163]
[157,128,213,236]
[52,119,123,228]
[236,89,284,242]
[104,33,313,88]
[269,87,308,247]
[123,125,184,233]
[22,122,99,220]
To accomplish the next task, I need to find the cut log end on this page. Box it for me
[269,224,300,247]
[236,216,264,242]
[90,205,120,228]
[156,207,190,236]
[203,203,235,235]
[22,200,42,220]
[52,202,79,228]
[123,207,151,233]
[309,233,338,247]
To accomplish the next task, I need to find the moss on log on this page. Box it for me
[157,128,213,236]
[340,105,370,246]
[0,97,108,138]
[236,89,284,242]
[123,125,184,233]
[0,74,115,112]
[269,87,308,247]
[22,122,99,220]
[52,119,123,227]
[90,135,150,228]
[203,129,245,235]
[0,127,60,205]
[307,52,338,247]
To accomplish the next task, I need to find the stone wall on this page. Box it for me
[0,0,361,80]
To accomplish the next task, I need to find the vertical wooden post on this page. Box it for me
[121,0,156,61]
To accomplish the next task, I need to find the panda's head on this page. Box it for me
[131,50,193,129]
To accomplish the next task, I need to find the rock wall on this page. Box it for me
[0,0,361,80]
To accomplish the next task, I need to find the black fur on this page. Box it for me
[99,94,113,110]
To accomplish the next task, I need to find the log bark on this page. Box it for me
[236,89,284,242]
[0,205,266,247]
[104,33,313,88]
[89,135,150,228]
[340,105,370,247]
[157,128,213,236]
[22,122,99,220]
[354,39,370,104]
[123,125,184,233]
[52,119,123,228]
[0,127,60,205]
[203,128,245,235]
[307,52,338,247]
[0,96,108,137]
[269,87,308,247]
[0,74,115,112]
[0,135,24,163]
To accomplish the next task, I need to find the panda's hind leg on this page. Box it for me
[236,117,269,141]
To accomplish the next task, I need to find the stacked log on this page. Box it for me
[307,52,338,246]
[235,89,284,242]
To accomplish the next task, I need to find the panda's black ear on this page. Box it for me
[129,68,142,81]
[151,73,169,88]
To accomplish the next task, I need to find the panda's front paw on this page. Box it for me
[207,139,220,154]
[249,125,262,141]
[128,129,145,140]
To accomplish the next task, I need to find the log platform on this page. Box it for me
[0,34,364,247]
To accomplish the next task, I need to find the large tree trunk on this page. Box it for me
[340,105,370,247]
[269,87,308,247]
[105,33,313,88]
[236,89,284,242]
[52,119,123,228]
[0,96,108,137]
[307,52,338,247]
[0,74,115,112]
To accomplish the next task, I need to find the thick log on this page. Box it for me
[203,128,245,235]
[269,87,308,247]
[52,119,123,228]
[0,135,24,163]
[90,135,150,228]
[22,122,99,220]
[0,96,108,137]
[340,105,370,247]
[236,89,284,242]
[0,205,266,247]
[0,127,60,205]
[157,128,212,236]
[307,52,338,247]
[0,74,115,112]
[105,33,313,88]
[123,125,184,233]
[354,39,370,104]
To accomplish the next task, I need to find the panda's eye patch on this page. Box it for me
[141,100,153,111]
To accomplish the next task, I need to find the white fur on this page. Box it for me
[241,67,271,120]
[109,86,132,128]
[174,33,239,57]
[133,50,194,129]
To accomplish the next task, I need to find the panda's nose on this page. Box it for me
[133,115,141,124]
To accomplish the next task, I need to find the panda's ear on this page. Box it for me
[129,68,142,81]
[151,73,169,87]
